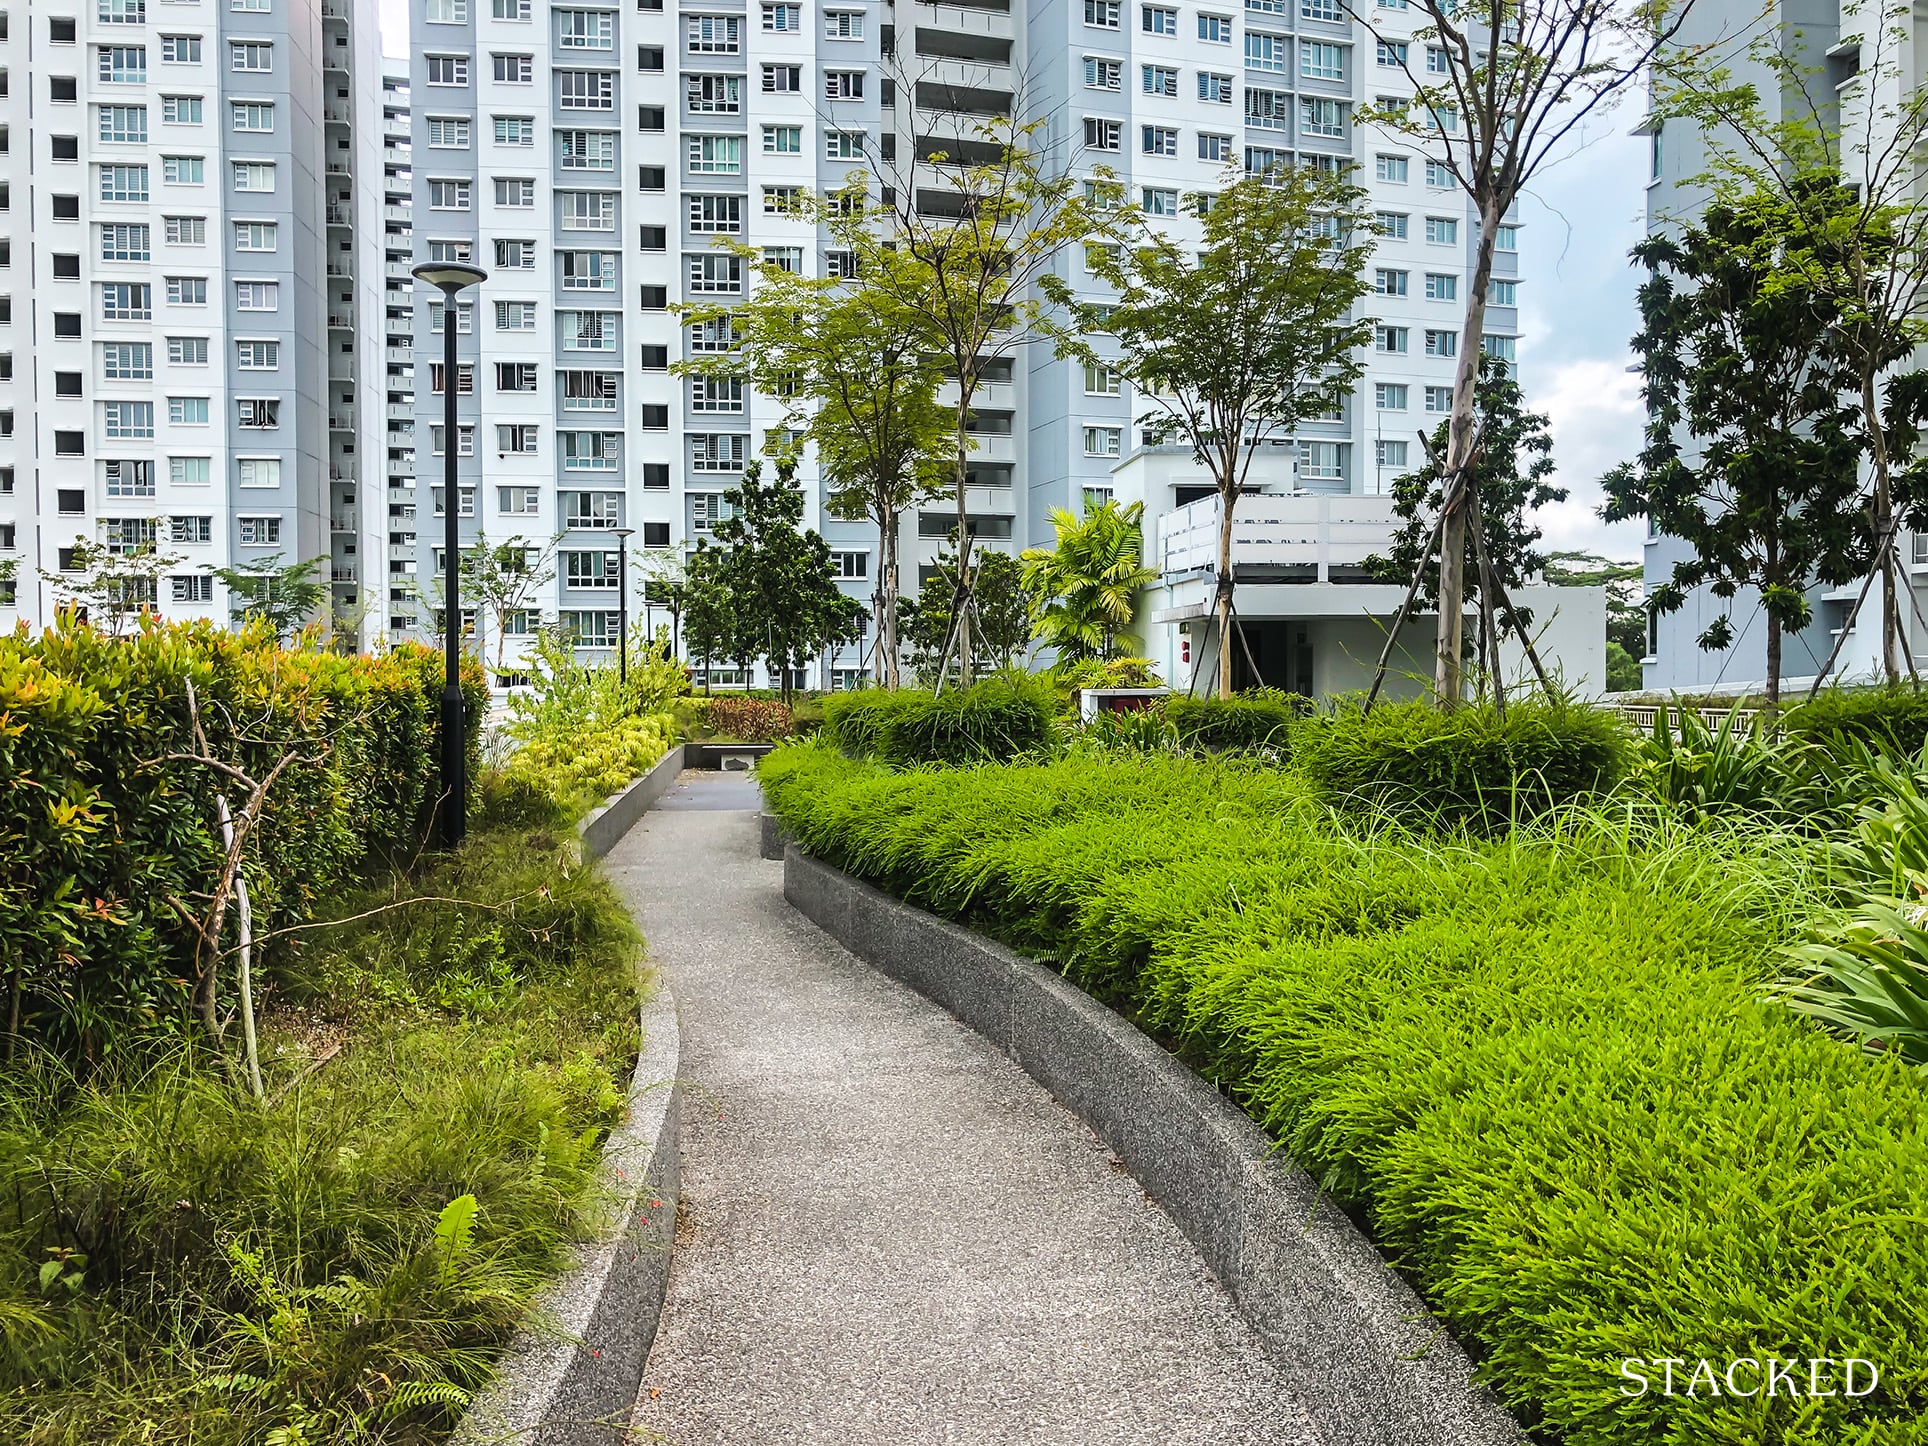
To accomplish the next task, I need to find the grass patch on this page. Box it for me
[0,825,642,1446]
[760,742,1928,1445]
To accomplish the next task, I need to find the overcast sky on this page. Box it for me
[377,6,1648,564]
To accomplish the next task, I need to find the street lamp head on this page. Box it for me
[411,261,489,294]
[613,527,636,540]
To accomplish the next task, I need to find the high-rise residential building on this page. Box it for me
[401,0,1521,689]
[0,0,390,632]
[379,68,419,645]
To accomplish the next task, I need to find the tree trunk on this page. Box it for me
[952,381,977,680]
[1216,487,1236,699]
[1861,365,1903,684]
[1435,190,1503,710]
[1766,612,1782,708]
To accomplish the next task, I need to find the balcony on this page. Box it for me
[326,204,351,226]
[328,312,354,329]
[331,516,355,533]
[385,204,410,224]
[1156,493,1399,583]
[329,408,355,429]
[387,401,414,420]
[387,345,414,365]
[386,260,413,280]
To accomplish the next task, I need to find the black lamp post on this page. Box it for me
[412,259,488,849]
[613,526,634,685]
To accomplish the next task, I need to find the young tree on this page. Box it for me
[680,544,736,694]
[45,539,185,636]
[459,532,560,671]
[1355,0,1702,705]
[636,546,690,660]
[708,459,867,701]
[1600,203,1866,705]
[210,554,328,643]
[1369,352,1566,692]
[1072,170,1374,698]
[1020,500,1159,666]
[900,547,1035,681]
[677,242,952,688]
[1657,12,1928,689]
[829,117,1126,678]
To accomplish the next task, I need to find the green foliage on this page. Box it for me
[1621,706,1825,823]
[897,547,1036,681]
[698,696,794,743]
[1775,897,1928,1069]
[821,678,1053,766]
[42,543,184,638]
[1019,501,1157,665]
[1603,640,1643,691]
[757,745,1928,1446]
[1784,685,1928,755]
[496,713,675,825]
[0,824,641,1445]
[1163,692,1304,753]
[210,555,330,645]
[1543,551,1647,661]
[1295,697,1630,831]
[0,618,481,1064]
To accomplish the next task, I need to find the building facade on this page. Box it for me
[0,0,391,632]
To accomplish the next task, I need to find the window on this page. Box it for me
[487,239,532,271]
[690,376,744,412]
[231,162,274,192]
[688,254,742,294]
[1375,439,1409,470]
[559,310,614,349]
[1085,0,1121,24]
[426,0,468,18]
[164,155,205,184]
[494,0,531,16]
[162,95,203,124]
[559,71,611,108]
[427,117,469,147]
[691,432,748,472]
[494,300,537,330]
[1300,441,1342,480]
[230,41,272,71]
[561,432,618,470]
[1424,272,1457,301]
[492,52,532,82]
[101,517,160,554]
[1245,32,1285,70]
[1083,117,1121,151]
[1374,382,1408,410]
[1142,5,1176,33]
[1244,144,1288,175]
[1142,125,1178,156]
[1373,267,1407,296]
[560,250,615,288]
[103,341,153,378]
[494,177,536,206]
[1083,362,1121,396]
[1424,216,1459,245]
[1199,12,1232,40]
[1424,328,1457,357]
[1426,44,1450,74]
[826,131,864,161]
[233,280,277,309]
[1425,159,1453,188]
[231,103,274,135]
[497,362,538,391]
[494,115,535,145]
[236,397,279,428]
[233,222,275,250]
[764,185,801,213]
[236,339,277,369]
[1376,154,1408,183]
[101,0,147,23]
[825,70,864,100]
[1141,187,1179,216]
[236,456,280,487]
[171,516,213,543]
[498,426,539,454]
[688,135,742,173]
[426,54,469,85]
[429,425,476,457]
[762,2,800,29]
[238,516,282,546]
[688,194,744,234]
[559,190,615,229]
[1140,64,1177,96]
[1492,279,1519,306]
[1496,224,1520,252]
[1245,88,1288,129]
[1198,71,1232,102]
[1482,334,1517,363]
[105,401,154,437]
[103,461,155,495]
[428,178,472,209]
[165,215,205,244]
[499,484,541,511]
[560,131,615,172]
[1376,211,1409,239]
[99,105,149,144]
[1423,385,1452,412]
[172,457,212,485]
[101,224,152,264]
[1301,96,1345,136]
[689,73,741,111]
[101,281,151,319]
[1085,57,1121,88]
[101,45,148,81]
[1301,0,1341,17]
[1083,425,1122,457]
[168,335,208,362]
[168,397,208,425]
[1375,325,1407,354]
[687,14,741,51]
[557,9,613,47]
[762,125,801,155]
[99,164,149,202]
[825,9,863,38]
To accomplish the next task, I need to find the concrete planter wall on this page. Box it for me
[578,745,685,861]
[782,844,1524,1446]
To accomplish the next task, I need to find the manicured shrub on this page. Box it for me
[497,711,675,821]
[1163,691,1305,753]
[1295,697,1629,829]
[821,689,910,759]
[1783,685,1928,755]
[702,695,793,742]
[759,746,1928,1446]
[823,681,1055,765]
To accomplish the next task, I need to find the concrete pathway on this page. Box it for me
[603,771,1315,1446]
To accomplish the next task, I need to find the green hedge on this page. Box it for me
[822,679,1053,766]
[1295,697,1630,829]
[1163,692,1305,753]
[759,744,1927,1446]
[0,619,485,1063]
[1783,686,1928,755]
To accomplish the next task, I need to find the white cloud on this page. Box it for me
[1524,356,1647,562]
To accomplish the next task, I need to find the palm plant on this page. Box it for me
[1019,500,1157,666]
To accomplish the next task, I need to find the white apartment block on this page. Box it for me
[0,0,393,633]
[377,66,418,644]
[395,0,1520,688]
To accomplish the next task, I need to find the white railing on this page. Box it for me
[1157,493,1399,580]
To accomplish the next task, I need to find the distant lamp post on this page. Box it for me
[613,526,635,685]
[412,259,487,850]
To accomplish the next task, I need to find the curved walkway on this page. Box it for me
[603,771,1315,1446]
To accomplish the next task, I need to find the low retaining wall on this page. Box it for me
[455,767,686,1446]
[783,845,1523,1446]
[758,810,789,861]
[578,745,685,861]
